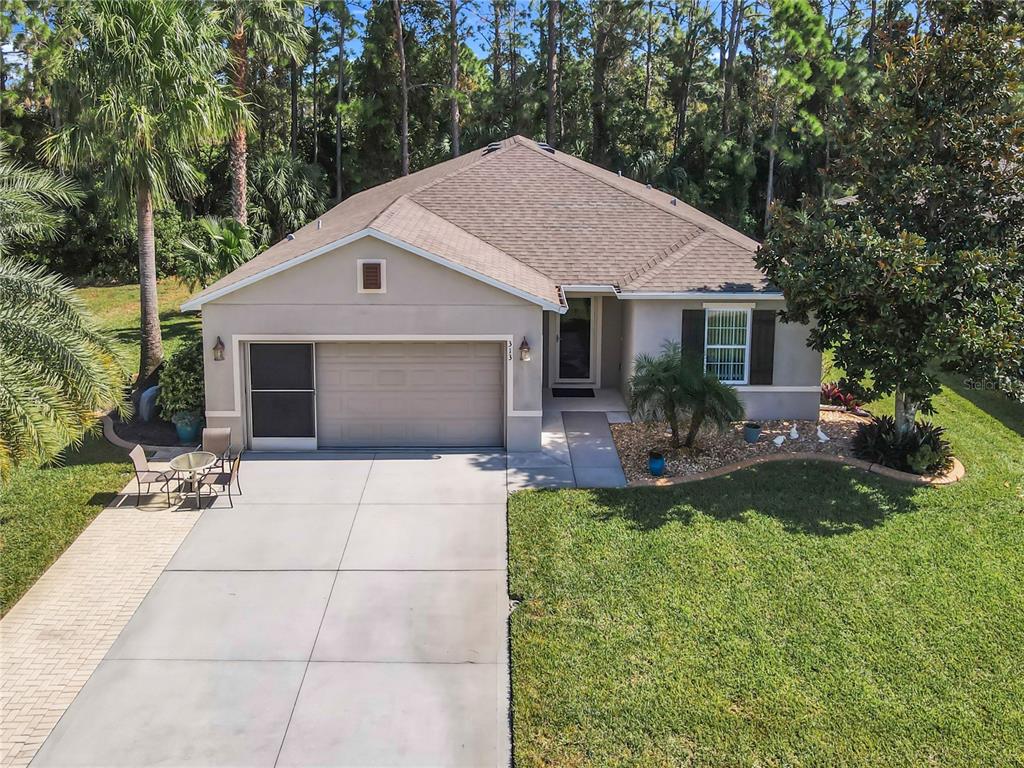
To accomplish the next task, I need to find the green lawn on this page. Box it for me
[509,382,1024,767]
[0,279,196,616]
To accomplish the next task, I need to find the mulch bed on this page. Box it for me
[112,414,184,447]
[611,408,870,482]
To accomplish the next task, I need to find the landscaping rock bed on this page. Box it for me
[611,408,869,482]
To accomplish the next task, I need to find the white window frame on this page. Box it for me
[703,305,752,385]
[357,258,386,293]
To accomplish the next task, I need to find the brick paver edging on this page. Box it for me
[628,452,965,488]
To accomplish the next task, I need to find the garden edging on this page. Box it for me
[628,452,965,488]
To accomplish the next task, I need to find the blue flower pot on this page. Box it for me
[743,423,762,444]
[174,418,201,444]
[648,453,666,477]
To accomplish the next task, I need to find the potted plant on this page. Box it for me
[743,422,762,443]
[648,450,666,477]
[170,410,202,443]
[157,334,205,444]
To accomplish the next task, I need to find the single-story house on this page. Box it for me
[182,135,820,452]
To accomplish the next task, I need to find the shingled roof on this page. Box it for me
[183,136,772,311]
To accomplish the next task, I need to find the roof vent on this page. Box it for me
[617,170,622,176]
[671,198,677,206]
[317,219,323,230]
[483,141,502,154]
[286,233,295,241]
[537,142,556,154]
[645,183,652,189]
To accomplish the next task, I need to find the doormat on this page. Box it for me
[552,388,595,398]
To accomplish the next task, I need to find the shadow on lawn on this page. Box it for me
[589,459,918,536]
[945,375,1024,440]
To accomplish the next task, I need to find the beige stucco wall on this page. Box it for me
[197,236,544,451]
[619,298,822,420]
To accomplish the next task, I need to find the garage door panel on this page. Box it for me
[315,343,503,448]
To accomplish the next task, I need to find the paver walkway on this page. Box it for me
[0,496,200,768]
[29,452,511,767]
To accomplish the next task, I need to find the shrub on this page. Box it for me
[157,334,205,417]
[853,416,953,475]
[820,382,859,409]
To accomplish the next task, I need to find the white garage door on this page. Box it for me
[315,342,504,448]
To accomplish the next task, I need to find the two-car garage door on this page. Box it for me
[248,342,504,449]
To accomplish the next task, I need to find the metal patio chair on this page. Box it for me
[129,445,179,508]
[197,453,243,507]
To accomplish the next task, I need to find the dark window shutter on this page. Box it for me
[361,262,382,290]
[749,310,776,385]
[681,309,705,358]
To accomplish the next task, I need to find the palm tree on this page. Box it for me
[0,141,81,255]
[43,0,243,391]
[0,258,126,483]
[628,342,744,449]
[247,152,328,246]
[220,0,307,225]
[178,216,256,290]
[677,352,745,448]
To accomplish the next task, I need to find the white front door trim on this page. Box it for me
[550,295,602,387]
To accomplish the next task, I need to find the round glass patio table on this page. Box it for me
[169,451,218,507]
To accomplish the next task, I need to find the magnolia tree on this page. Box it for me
[757,5,1024,432]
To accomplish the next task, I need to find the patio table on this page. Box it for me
[169,451,218,507]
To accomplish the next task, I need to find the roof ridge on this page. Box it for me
[406,137,518,199]
[513,138,761,253]
[371,196,561,293]
[620,231,715,289]
[620,229,708,285]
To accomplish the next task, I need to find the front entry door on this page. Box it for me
[556,297,594,383]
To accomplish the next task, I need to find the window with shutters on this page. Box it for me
[357,259,386,293]
[704,307,750,384]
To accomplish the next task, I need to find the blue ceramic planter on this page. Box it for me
[743,423,762,444]
[174,417,201,444]
[648,453,666,477]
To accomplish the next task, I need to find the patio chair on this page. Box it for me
[197,454,243,507]
[201,427,233,470]
[129,445,179,508]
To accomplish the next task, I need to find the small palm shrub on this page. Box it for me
[629,342,745,449]
[178,216,256,290]
[157,334,204,422]
[853,416,953,475]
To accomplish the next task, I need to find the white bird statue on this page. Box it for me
[773,435,786,447]
[789,425,800,440]
[817,426,830,443]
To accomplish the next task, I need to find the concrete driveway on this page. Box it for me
[32,452,510,768]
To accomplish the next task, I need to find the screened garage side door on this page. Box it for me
[315,342,504,448]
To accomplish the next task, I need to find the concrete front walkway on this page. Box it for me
[507,389,629,490]
[31,452,511,768]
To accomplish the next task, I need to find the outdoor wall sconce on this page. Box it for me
[519,337,531,362]
[212,336,225,362]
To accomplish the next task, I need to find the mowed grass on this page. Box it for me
[0,279,196,615]
[76,278,199,376]
[509,382,1024,766]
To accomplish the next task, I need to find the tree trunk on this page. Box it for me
[668,412,680,450]
[591,26,609,165]
[643,0,653,111]
[228,16,248,225]
[135,182,163,389]
[312,10,320,165]
[448,0,461,157]
[392,0,409,176]
[335,5,346,202]
[545,0,559,146]
[290,57,299,157]
[868,0,877,61]
[508,8,518,124]
[764,91,780,230]
[895,389,919,434]
[491,1,502,109]
[0,41,5,131]
[684,406,704,448]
